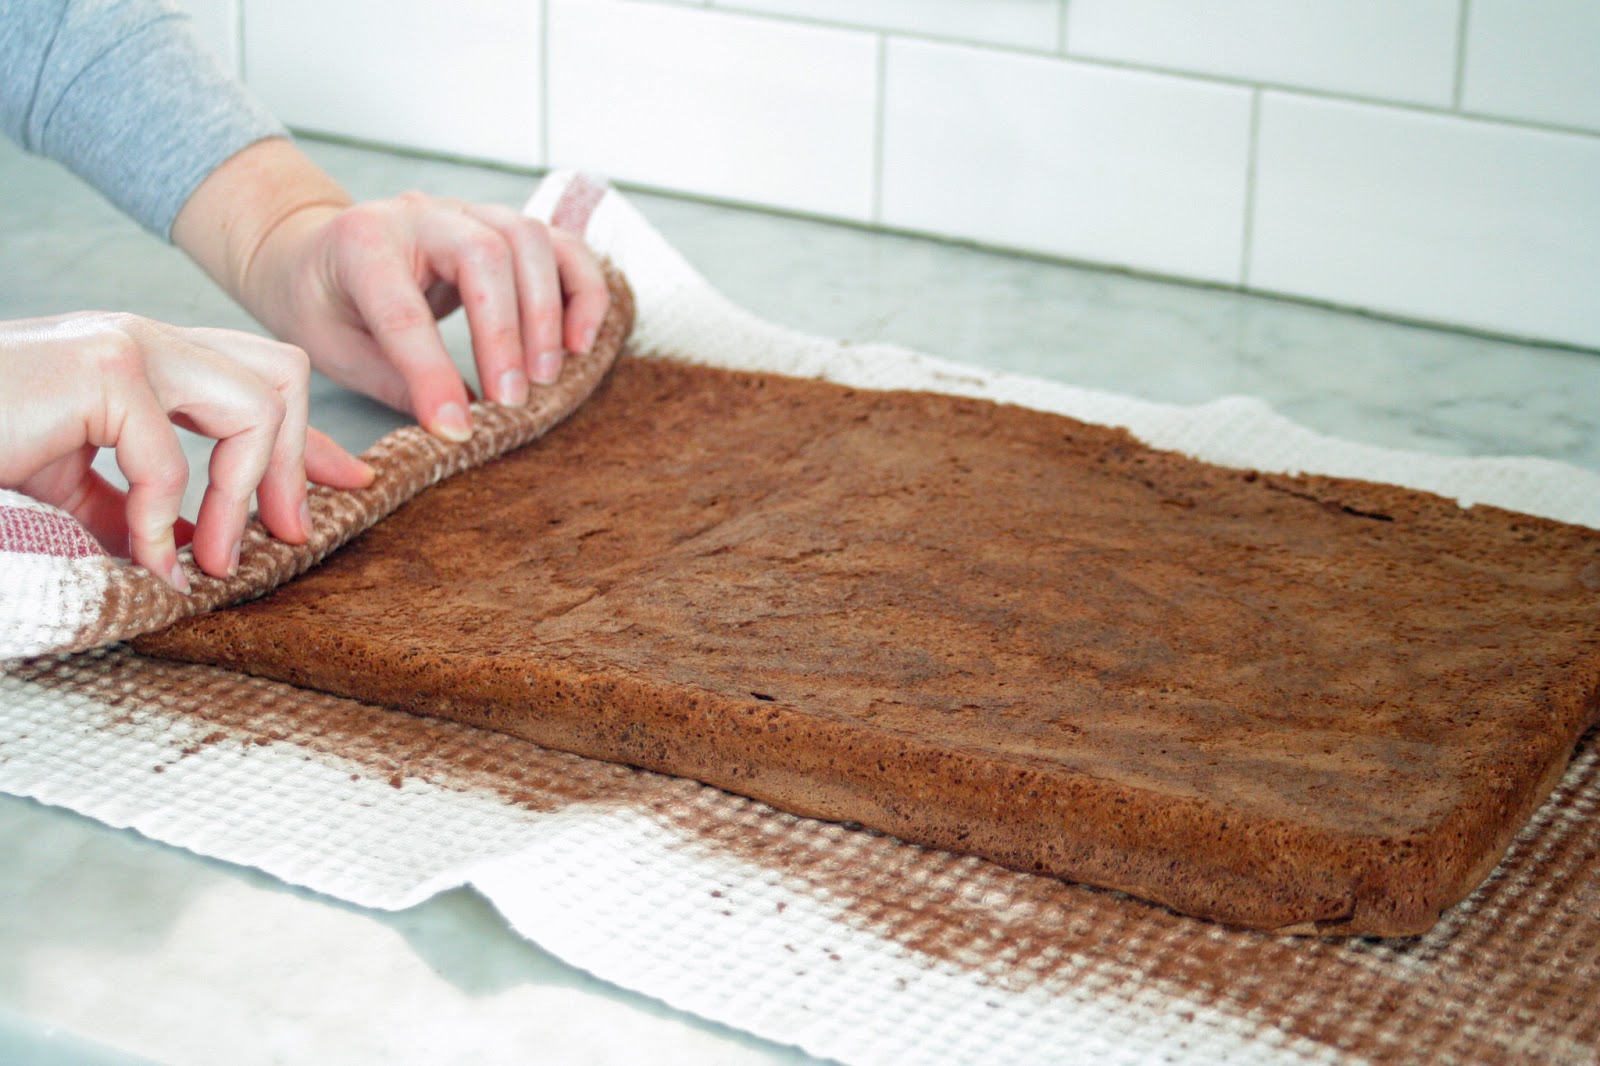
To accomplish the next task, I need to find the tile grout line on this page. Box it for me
[235,0,247,82]
[612,2,1600,143]
[1452,0,1472,110]
[870,33,887,225]
[539,0,552,170]
[697,5,1058,57]
[1239,89,1262,289]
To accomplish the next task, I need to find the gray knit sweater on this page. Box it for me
[0,0,285,239]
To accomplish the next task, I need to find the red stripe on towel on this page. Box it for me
[551,174,609,236]
[0,503,104,559]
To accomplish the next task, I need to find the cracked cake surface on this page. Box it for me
[137,354,1600,935]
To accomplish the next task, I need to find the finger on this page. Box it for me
[192,424,280,576]
[185,399,283,578]
[181,327,313,544]
[464,204,565,388]
[108,380,191,590]
[551,227,612,356]
[175,331,374,530]
[335,213,474,441]
[419,207,530,404]
[140,333,287,578]
[305,427,375,489]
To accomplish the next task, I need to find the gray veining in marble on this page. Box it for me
[2,132,1598,1065]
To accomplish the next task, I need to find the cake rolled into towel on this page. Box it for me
[135,352,1600,936]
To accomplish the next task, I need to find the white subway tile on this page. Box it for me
[178,0,239,75]
[1250,93,1600,350]
[1462,0,1600,134]
[712,0,1060,51]
[880,40,1252,283]
[548,0,877,220]
[1066,0,1459,107]
[242,0,542,168]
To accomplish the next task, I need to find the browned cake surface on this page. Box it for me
[136,354,1600,935]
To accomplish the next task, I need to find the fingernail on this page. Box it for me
[299,500,313,537]
[532,350,564,385]
[227,541,241,577]
[168,560,192,594]
[497,368,530,406]
[433,403,472,443]
[582,322,599,354]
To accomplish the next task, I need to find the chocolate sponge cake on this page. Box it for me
[136,355,1600,935]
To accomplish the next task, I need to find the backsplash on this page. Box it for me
[180,0,1600,351]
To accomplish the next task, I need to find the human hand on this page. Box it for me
[242,193,612,442]
[175,140,612,443]
[0,314,374,589]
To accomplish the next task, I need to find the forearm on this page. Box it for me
[171,136,352,338]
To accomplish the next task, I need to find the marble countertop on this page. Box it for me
[2,136,1596,1066]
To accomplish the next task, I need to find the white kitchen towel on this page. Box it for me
[2,172,1597,1066]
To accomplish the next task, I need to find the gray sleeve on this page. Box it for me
[0,0,288,239]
